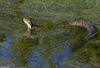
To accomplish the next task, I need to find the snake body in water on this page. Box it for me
[23,18,97,39]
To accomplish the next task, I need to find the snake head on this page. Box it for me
[23,18,34,29]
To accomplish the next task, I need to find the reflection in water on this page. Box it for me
[27,52,44,68]
[11,36,39,67]
[0,35,12,59]
[55,49,72,64]
[0,34,13,67]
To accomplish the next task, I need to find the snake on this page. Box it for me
[23,18,97,39]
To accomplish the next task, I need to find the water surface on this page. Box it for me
[0,0,100,68]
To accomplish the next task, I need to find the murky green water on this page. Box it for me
[0,0,100,68]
